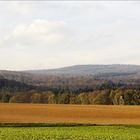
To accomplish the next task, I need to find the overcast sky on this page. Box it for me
[0,1,140,70]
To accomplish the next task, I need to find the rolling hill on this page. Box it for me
[26,64,140,76]
[0,64,140,93]
[0,65,140,105]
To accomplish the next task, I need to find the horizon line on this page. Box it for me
[0,63,140,72]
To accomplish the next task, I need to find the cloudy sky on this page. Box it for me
[0,1,140,70]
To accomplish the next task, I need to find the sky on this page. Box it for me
[0,1,140,70]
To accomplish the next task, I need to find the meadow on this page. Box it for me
[0,125,140,140]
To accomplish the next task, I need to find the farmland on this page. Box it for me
[0,125,140,140]
[0,103,140,124]
[0,104,140,139]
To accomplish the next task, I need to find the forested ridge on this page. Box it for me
[0,65,140,105]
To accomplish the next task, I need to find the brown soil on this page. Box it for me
[0,103,140,124]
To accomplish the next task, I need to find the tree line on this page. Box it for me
[0,89,140,105]
[0,78,140,105]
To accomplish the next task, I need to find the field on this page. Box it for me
[0,103,140,124]
[0,104,140,140]
[0,125,140,140]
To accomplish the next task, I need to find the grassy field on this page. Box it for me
[0,103,140,124]
[0,125,140,140]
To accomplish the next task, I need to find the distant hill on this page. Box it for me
[26,64,140,76]
[0,64,140,93]
[1,65,140,105]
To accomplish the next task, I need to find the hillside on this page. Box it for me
[0,65,140,105]
[0,64,140,92]
[26,64,140,76]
